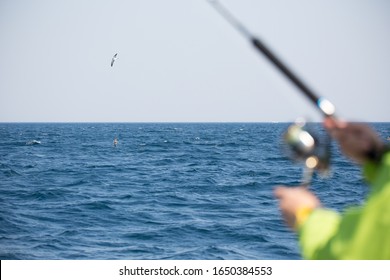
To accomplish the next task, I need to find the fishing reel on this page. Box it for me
[283,118,331,186]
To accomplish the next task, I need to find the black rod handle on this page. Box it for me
[251,38,321,112]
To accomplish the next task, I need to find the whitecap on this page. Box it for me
[26,140,41,145]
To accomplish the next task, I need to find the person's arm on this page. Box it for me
[274,119,387,259]
[298,208,341,259]
[274,186,341,259]
[299,150,390,259]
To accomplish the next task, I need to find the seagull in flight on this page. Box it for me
[111,53,118,67]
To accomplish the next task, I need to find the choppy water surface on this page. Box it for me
[0,123,388,259]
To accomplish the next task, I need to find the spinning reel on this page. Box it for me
[283,119,331,186]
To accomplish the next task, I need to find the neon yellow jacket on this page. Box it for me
[298,152,390,259]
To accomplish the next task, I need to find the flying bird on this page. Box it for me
[111,53,118,67]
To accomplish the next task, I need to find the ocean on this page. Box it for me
[0,122,388,260]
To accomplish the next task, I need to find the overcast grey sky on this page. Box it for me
[1,0,389,122]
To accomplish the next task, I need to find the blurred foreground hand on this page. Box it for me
[274,186,321,230]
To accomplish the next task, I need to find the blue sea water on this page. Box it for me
[0,122,389,260]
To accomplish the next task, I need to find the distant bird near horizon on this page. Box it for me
[111,53,118,67]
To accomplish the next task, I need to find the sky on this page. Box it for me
[1,0,389,122]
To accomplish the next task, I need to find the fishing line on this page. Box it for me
[207,0,336,118]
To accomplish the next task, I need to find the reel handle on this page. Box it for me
[301,166,314,188]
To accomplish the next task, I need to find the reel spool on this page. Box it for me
[283,119,331,186]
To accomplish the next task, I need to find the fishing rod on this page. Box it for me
[207,0,334,185]
[207,0,336,118]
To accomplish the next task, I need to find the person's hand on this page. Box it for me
[274,186,321,230]
[324,117,384,164]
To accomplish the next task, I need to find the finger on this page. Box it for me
[323,117,336,130]
[324,118,347,141]
[273,186,288,199]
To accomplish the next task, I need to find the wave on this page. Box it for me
[26,140,41,146]
[1,122,382,260]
